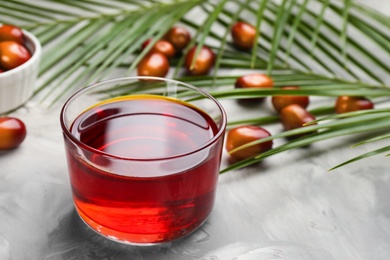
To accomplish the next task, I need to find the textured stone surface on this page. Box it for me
[0,1,389,259]
[2,103,390,260]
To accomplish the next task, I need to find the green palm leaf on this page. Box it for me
[1,0,389,173]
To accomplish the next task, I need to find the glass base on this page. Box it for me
[75,205,208,246]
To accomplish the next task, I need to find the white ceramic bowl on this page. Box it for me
[0,29,42,114]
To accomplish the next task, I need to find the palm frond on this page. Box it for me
[1,0,389,173]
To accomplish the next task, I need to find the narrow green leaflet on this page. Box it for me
[267,0,290,74]
[309,0,329,55]
[352,133,390,148]
[251,0,269,68]
[329,145,390,171]
[284,0,309,64]
[341,0,352,65]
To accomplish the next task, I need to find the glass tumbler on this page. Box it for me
[60,77,227,245]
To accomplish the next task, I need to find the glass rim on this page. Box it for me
[60,76,227,161]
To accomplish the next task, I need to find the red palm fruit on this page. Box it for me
[0,24,24,44]
[184,46,215,75]
[0,41,31,70]
[226,125,273,161]
[142,39,175,59]
[231,21,256,50]
[0,117,27,150]
[164,26,191,52]
[235,73,273,103]
[137,52,169,78]
[280,104,316,138]
[335,96,374,114]
[272,86,309,113]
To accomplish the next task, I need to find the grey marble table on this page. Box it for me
[1,1,390,259]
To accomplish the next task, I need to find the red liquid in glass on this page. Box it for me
[65,95,223,244]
